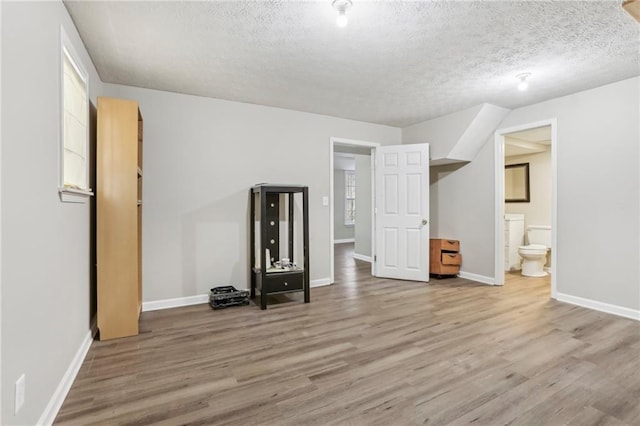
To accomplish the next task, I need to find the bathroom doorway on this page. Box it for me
[494,120,557,298]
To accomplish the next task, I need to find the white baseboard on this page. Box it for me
[311,277,331,287]
[142,294,209,312]
[458,271,496,285]
[142,279,333,311]
[334,238,355,244]
[556,292,640,321]
[37,329,95,426]
[352,253,372,263]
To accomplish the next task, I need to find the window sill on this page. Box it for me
[59,187,94,203]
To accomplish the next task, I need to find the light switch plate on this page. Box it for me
[322,196,329,206]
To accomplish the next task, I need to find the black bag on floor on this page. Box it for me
[209,286,250,310]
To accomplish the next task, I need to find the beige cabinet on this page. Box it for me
[96,97,143,340]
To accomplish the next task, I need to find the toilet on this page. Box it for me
[518,225,551,277]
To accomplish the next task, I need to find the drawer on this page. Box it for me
[432,264,460,275]
[265,272,304,294]
[441,252,461,266]
[433,239,459,252]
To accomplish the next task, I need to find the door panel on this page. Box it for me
[384,174,399,214]
[406,229,421,270]
[406,173,422,215]
[383,228,399,268]
[375,144,429,281]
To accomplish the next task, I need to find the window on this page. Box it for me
[59,27,92,202]
[345,170,356,225]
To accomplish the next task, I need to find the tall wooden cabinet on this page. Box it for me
[96,97,143,340]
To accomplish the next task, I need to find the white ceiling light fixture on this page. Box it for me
[332,0,353,28]
[516,73,531,91]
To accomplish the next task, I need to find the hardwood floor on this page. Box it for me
[56,243,640,425]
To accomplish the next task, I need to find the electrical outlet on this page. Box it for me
[15,374,25,414]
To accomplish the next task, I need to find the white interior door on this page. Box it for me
[374,144,430,281]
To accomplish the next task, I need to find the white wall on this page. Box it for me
[1,2,103,424]
[333,167,354,241]
[354,154,372,258]
[104,83,400,301]
[505,149,552,232]
[404,77,640,312]
[427,146,496,276]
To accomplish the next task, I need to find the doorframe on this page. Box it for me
[494,118,558,299]
[329,137,380,284]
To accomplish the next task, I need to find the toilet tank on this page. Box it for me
[527,226,551,247]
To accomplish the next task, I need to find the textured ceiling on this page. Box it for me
[64,1,640,127]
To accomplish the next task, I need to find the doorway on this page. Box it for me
[329,138,431,284]
[329,138,378,283]
[494,119,557,298]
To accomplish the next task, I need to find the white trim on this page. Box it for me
[142,281,333,311]
[329,137,380,284]
[37,329,95,426]
[352,253,372,263]
[334,238,355,244]
[59,187,94,203]
[370,151,376,277]
[494,130,505,286]
[458,271,496,285]
[494,118,557,300]
[0,1,3,415]
[556,292,640,321]
[142,294,209,312]
[311,277,331,287]
[330,140,334,282]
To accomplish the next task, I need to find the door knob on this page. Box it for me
[421,218,429,225]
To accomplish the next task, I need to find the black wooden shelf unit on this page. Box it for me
[249,184,309,310]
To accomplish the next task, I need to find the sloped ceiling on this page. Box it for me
[64,1,639,127]
[505,126,552,157]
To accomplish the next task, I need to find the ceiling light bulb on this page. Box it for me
[332,0,352,28]
[516,73,531,91]
[336,10,348,27]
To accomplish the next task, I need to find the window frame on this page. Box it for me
[344,170,356,226]
[59,26,93,203]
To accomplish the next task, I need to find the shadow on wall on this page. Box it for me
[429,162,468,235]
[180,190,249,295]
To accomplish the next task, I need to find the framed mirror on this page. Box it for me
[505,163,530,203]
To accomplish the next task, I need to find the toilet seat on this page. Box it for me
[518,244,547,255]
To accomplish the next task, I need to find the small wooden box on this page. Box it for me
[430,239,461,277]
